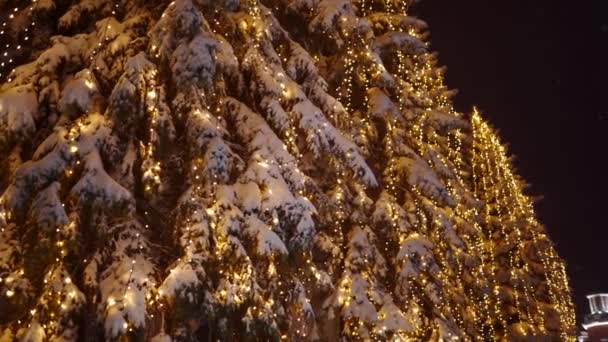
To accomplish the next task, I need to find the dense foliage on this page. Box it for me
[0,0,574,340]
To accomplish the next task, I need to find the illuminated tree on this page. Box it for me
[0,0,574,341]
[470,109,576,341]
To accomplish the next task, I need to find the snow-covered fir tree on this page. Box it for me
[0,0,574,341]
[469,110,576,341]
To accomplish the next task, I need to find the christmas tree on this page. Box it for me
[0,0,574,341]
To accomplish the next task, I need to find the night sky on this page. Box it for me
[416,0,608,328]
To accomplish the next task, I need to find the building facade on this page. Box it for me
[579,294,608,342]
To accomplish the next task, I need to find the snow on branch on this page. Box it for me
[367,87,401,120]
[366,13,428,33]
[1,111,126,218]
[160,191,212,304]
[309,0,372,49]
[171,34,219,88]
[0,85,38,148]
[58,69,100,115]
[85,219,155,339]
[426,110,468,133]
[2,34,91,92]
[21,264,86,342]
[292,99,378,186]
[373,32,427,56]
[372,190,414,237]
[395,233,439,298]
[226,97,306,190]
[243,215,288,257]
[58,0,109,30]
[71,150,134,214]
[389,145,455,206]
[28,182,69,232]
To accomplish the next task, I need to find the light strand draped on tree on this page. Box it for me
[0,0,574,341]
[469,109,575,341]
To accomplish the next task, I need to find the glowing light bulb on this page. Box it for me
[84,79,95,89]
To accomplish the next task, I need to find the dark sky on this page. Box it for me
[416,0,608,328]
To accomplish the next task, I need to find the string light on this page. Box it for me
[0,3,36,81]
[0,0,574,340]
[471,110,575,340]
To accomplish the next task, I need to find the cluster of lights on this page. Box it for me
[0,0,576,340]
[383,13,472,335]
[322,0,469,338]
[315,0,574,339]
[0,3,35,81]
[141,68,165,197]
[421,114,496,336]
[224,5,357,336]
[1,123,85,336]
[471,110,575,340]
[447,128,501,338]
[1,0,169,338]
[26,195,82,338]
[117,216,152,334]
